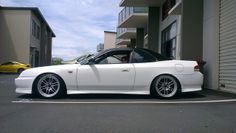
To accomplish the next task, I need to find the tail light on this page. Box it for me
[26,64,31,67]
[194,64,200,72]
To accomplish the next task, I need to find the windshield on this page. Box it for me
[76,54,94,63]
[80,54,96,65]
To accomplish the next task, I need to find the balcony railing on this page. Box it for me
[117,28,136,37]
[118,7,148,26]
[116,38,130,45]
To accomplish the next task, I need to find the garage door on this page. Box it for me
[219,0,236,93]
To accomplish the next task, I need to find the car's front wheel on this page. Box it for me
[35,74,65,98]
[152,75,179,98]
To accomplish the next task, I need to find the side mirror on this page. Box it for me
[88,58,95,65]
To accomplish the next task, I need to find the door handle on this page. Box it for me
[122,69,130,72]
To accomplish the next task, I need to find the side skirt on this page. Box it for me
[67,90,150,95]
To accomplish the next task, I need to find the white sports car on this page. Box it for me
[15,48,203,98]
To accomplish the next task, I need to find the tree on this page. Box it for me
[51,57,63,65]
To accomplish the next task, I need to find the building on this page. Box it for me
[0,6,55,67]
[116,28,136,48]
[104,31,117,49]
[116,0,236,94]
[97,43,104,52]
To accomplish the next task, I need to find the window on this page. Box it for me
[142,49,170,61]
[95,51,130,64]
[32,20,36,37]
[32,20,40,40]
[36,25,40,39]
[131,49,157,63]
[45,44,47,56]
[1,62,14,65]
[99,56,121,64]
[161,22,177,59]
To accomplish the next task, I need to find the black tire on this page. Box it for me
[17,68,24,74]
[151,75,179,98]
[34,73,66,98]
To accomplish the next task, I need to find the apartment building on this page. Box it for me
[116,0,236,94]
[104,31,117,49]
[0,6,55,67]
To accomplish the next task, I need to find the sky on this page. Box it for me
[0,0,120,60]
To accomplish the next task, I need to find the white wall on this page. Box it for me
[104,32,117,49]
[0,9,31,64]
[203,0,220,90]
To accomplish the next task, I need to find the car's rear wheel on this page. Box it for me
[35,74,65,98]
[152,75,179,98]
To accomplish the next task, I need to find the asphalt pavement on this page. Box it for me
[1,74,236,133]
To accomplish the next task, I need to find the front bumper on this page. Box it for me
[15,76,36,94]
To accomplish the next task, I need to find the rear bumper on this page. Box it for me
[15,76,35,94]
[175,72,203,93]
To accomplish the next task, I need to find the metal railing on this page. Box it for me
[117,28,136,37]
[115,38,130,45]
[118,7,148,25]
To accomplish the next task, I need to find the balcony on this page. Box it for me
[117,28,136,39]
[118,7,148,28]
[168,0,182,15]
[116,38,130,46]
[120,0,162,7]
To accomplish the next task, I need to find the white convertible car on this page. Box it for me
[15,48,203,98]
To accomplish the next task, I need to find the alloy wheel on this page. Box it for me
[155,75,178,98]
[37,74,61,98]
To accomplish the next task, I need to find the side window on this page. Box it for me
[143,49,170,61]
[96,52,130,64]
[131,49,157,63]
[2,62,13,65]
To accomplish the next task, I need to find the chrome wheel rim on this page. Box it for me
[37,74,60,98]
[155,76,178,98]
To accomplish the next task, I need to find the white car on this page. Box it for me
[15,48,203,98]
[61,54,94,64]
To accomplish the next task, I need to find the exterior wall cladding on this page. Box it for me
[117,0,236,94]
[0,7,55,67]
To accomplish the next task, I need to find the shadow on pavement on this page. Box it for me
[17,92,206,100]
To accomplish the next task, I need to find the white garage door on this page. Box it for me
[219,0,236,93]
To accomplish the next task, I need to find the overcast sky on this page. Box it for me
[0,0,120,60]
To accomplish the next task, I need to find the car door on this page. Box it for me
[8,62,18,72]
[131,49,160,88]
[77,50,135,92]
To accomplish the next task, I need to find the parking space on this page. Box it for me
[1,74,236,133]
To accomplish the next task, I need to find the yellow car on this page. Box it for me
[0,61,31,73]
